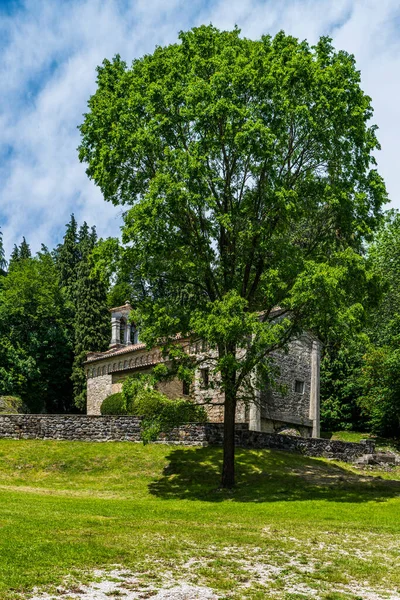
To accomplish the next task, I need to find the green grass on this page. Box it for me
[0,440,400,599]
[322,429,400,451]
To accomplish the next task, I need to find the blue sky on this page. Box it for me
[1,0,399,256]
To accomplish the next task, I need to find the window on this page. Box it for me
[183,380,190,396]
[295,380,305,394]
[131,325,139,344]
[120,319,126,344]
[200,368,209,389]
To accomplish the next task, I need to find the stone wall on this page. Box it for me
[87,374,113,415]
[159,423,374,461]
[261,336,312,422]
[0,416,374,461]
[85,334,319,434]
[0,414,141,441]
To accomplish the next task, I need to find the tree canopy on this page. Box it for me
[79,25,386,485]
[77,25,385,485]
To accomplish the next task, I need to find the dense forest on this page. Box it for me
[0,210,399,438]
[0,216,113,414]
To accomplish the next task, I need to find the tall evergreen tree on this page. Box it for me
[71,225,110,410]
[9,244,20,268]
[0,230,6,276]
[19,237,31,259]
[54,215,80,301]
[9,237,32,270]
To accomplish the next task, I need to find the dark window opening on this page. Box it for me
[200,368,209,389]
[119,319,126,344]
[295,380,304,394]
[131,325,139,344]
[183,380,190,396]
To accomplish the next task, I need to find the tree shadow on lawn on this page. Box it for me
[148,446,400,503]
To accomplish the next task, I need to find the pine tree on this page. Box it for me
[9,244,20,269]
[71,226,110,410]
[0,230,6,275]
[19,237,31,259]
[8,238,31,270]
[54,215,80,302]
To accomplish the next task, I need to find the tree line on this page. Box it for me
[1,209,399,436]
[0,217,112,413]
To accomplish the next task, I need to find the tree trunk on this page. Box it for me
[221,386,237,488]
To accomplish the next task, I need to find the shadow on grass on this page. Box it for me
[148,446,400,503]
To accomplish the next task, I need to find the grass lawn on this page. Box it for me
[0,440,399,599]
[322,429,400,452]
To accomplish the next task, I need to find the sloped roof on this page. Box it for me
[85,342,146,364]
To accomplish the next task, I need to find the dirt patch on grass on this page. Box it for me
[28,569,219,600]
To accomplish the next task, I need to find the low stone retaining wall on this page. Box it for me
[161,423,375,461]
[0,414,142,442]
[0,416,375,461]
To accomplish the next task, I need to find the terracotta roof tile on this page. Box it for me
[85,343,146,364]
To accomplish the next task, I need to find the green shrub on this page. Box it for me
[100,392,127,415]
[122,375,207,443]
[0,396,23,414]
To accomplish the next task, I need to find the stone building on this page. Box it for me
[85,302,321,437]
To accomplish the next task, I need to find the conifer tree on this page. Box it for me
[19,237,31,259]
[9,238,31,270]
[0,230,6,275]
[71,224,110,410]
[9,244,20,268]
[54,215,80,302]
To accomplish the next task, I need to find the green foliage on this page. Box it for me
[0,216,113,415]
[320,340,366,431]
[0,230,6,276]
[100,392,127,415]
[79,26,386,383]
[358,346,400,437]
[0,252,72,413]
[349,213,400,437]
[0,396,23,414]
[79,26,387,483]
[54,214,80,304]
[122,374,207,443]
[71,225,110,411]
[9,237,32,270]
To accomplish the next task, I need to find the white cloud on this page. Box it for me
[0,0,399,256]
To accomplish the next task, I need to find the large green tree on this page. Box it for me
[0,250,72,413]
[79,26,386,486]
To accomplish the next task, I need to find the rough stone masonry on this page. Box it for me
[85,303,322,437]
[0,415,374,461]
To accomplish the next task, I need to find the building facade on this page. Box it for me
[85,303,321,437]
